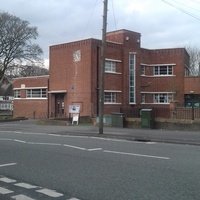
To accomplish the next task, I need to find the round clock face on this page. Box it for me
[73,50,81,62]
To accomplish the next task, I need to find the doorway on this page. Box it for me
[55,93,65,118]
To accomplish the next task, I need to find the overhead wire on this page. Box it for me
[161,0,200,21]
[82,0,100,38]
[110,0,118,30]
[172,0,200,13]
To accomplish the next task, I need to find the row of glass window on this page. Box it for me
[14,89,47,98]
[141,93,173,104]
[141,65,173,76]
[105,61,174,76]
[13,89,172,104]
[105,92,173,104]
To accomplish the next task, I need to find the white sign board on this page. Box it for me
[72,113,79,125]
[69,105,80,114]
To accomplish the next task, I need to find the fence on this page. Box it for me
[120,106,200,120]
[173,107,200,120]
[120,106,171,119]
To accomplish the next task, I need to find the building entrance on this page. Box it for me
[55,93,65,118]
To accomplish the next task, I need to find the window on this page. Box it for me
[153,93,173,104]
[14,90,21,98]
[154,66,173,76]
[0,103,12,110]
[104,92,116,103]
[105,61,116,72]
[26,89,47,98]
[129,53,136,103]
[3,96,9,101]
[141,65,145,75]
[141,94,145,103]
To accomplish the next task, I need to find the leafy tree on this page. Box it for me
[186,46,200,76]
[0,12,43,82]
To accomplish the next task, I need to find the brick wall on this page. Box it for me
[13,76,49,119]
[13,99,48,119]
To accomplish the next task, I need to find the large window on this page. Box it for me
[153,93,173,104]
[26,88,47,98]
[104,92,116,103]
[105,61,116,72]
[129,53,136,103]
[154,66,173,76]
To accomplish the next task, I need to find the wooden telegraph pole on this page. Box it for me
[99,0,108,134]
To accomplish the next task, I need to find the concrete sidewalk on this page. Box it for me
[3,119,200,146]
[59,125,200,146]
[35,119,200,146]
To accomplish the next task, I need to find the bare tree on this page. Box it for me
[6,64,49,78]
[0,12,43,82]
[186,46,200,76]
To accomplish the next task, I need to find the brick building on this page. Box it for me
[13,76,49,118]
[13,29,194,119]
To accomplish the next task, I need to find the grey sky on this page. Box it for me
[1,0,200,67]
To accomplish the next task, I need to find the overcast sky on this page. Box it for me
[1,0,200,67]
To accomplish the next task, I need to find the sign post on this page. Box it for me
[69,105,80,125]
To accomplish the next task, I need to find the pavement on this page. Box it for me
[1,119,200,146]
[35,120,200,146]
[63,126,200,146]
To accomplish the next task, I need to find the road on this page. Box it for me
[0,121,200,200]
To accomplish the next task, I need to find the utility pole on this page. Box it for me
[99,0,108,134]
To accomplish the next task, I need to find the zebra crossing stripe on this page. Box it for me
[11,194,36,200]
[0,177,16,183]
[0,186,13,194]
[0,163,17,168]
[36,188,64,197]
[14,182,38,189]
[67,198,81,200]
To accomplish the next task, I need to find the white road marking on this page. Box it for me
[63,144,86,151]
[0,138,13,141]
[67,198,81,200]
[0,163,17,168]
[14,182,38,189]
[104,150,170,160]
[36,188,63,197]
[0,131,46,135]
[48,133,62,137]
[14,139,26,143]
[87,148,102,151]
[0,186,13,194]
[146,142,157,144]
[0,131,23,134]
[27,142,61,146]
[11,194,36,200]
[0,177,16,183]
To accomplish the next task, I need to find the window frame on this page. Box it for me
[14,90,21,98]
[154,65,173,76]
[153,93,173,104]
[26,88,47,99]
[129,52,136,104]
[104,92,117,103]
[105,61,117,73]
